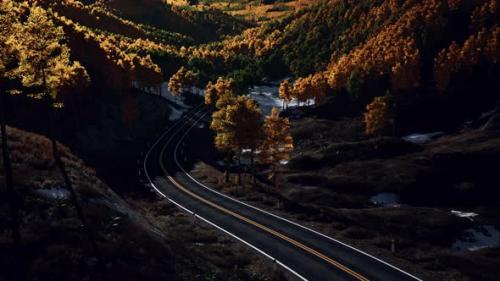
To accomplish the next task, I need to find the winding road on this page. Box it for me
[143,104,423,281]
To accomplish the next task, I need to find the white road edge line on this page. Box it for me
[143,106,308,281]
[169,197,307,281]
[174,111,423,281]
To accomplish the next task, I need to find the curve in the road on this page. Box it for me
[144,105,423,281]
[143,106,310,280]
[172,114,423,281]
[166,111,368,280]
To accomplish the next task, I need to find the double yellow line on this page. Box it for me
[165,174,368,281]
[157,110,368,281]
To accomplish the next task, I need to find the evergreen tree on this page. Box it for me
[278,79,293,110]
[11,5,103,271]
[168,66,197,98]
[211,95,263,184]
[364,93,394,136]
[260,107,293,188]
[0,0,21,250]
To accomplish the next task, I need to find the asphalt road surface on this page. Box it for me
[143,105,423,281]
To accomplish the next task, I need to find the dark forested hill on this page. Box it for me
[178,0,499,132]
[93,0,252,42]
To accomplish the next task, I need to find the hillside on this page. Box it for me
[0,127,280,281]
[166,0,316,23]
[179,0,499,132]
[2,0,252,93]
[1,0,499,280]
[94,0,252,41]
[0,126,175,280]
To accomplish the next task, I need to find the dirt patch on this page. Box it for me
[187,115,500,281]
[0,127,282,281]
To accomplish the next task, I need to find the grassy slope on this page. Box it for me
[281,113,500,281]
[0,126,175,281]
[0,127,279,281]
[188,109,500,281]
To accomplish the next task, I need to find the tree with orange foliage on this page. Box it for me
[211,95,263,184]
[204,80,218,106]
[204,77,238,108]
[434,26,499,92]
[310,73,328,105]
[293,76,312,106]
[293,73,329,106]
[259,107,293,188]
[0,0,21,249]
[168,66,197,98]
[364,94,394,136]
[11,5,102,265]
[279,79,293,110]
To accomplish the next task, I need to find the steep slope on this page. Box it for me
[94,0,252,42]
[180,0,499,131]
[0,126,280,281]
[6,0,251,92]
[0,126,175,281]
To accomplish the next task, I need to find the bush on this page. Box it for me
[364,94,394,136]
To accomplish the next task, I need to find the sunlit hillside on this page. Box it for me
[166,0,317,23]
[1,1,499,281]
[175,0,499,131]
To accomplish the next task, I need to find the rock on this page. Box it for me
[482,113,500,131]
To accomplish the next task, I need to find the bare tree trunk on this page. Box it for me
[223,170,229,184]
[0,87,20,247]
[273,165,278,189]
[42,68,104,274]
[250,149,256,186]
[274,175,277,189]
[236,152,242,185]
[223,153,230,183]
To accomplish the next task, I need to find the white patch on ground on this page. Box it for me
[248,88,283,116]
[451,210,479,221]
[248,78,315,116]
[402,132,443,144]
[134,82,196,121]
[370,192,401,207]
[34,187,71,200]
[168,106,188,121]
[453,225,500,252]
[301,185,320,191]
[138,79,316,119]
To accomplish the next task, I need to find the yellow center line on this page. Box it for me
[166,175,369,281]
[156,112,367,280]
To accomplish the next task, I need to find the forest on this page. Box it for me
[1,0,499,280]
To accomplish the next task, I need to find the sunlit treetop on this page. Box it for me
[10,5,89,103]
[0,0,23,78]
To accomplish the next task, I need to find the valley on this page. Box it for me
[1,0,499,280]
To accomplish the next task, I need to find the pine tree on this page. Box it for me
[0,0,21,250]
[259,107,293,188]
[168,66,197,98]
[278,79,293,110]
[311,73,328,105]
[205,77,240,110]
[293,77,311,106]
[364,94,394,136]
[204,81,218,106]
[211,95,263,184]
[11,5,103,271]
